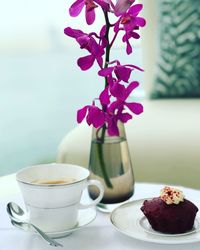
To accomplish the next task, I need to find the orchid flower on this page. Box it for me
[77,105,105,128]
[98,61,143,83]
[114,4,146,54]
[105,108,132,136]
[98,81,143,135]
[108,81,143,115]
[64,27,105,70]
[65,1,146,136]
[69,0,111,25]
[105,81,143,135]
[69,0,97,25]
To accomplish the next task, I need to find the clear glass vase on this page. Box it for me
[88,122,134,212]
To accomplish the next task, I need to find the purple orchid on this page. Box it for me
[107,105,143,137]
[98,61,143,83]
[107,81,143,115]
[64,27,105,70]
[109,81,143,114]
[78,80,143,136]
[114,4,146,54]
[65,1,146,137]
[77,105,105,128]
[105,108,132,136]
[69,0,111,25]
[106,81,143,135]
[69,0,97,25]
[98,81,143,135]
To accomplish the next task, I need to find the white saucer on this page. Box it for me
[110,198,200,244]
[46,207,97,238]
[12,207,96,239]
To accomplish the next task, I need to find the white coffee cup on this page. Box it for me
[16,163,104,233]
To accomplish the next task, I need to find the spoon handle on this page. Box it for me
[29,223,63,247]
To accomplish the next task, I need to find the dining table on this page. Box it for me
[0,173,200,250]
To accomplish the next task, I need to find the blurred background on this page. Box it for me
[0,0,143,176]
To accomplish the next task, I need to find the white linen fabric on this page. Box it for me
[1,183,200,250]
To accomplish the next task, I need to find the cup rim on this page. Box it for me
[16,163,90,188]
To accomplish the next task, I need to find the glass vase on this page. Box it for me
[88,122,134,212]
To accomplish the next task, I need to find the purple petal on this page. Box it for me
[100,25,106,37]
[115,66,132,82]
[77,34,90,48]
[77,55,95,70]
[86,106,105,128]
[69,0,85,17]
[96,56,103,68]
[108,100,122,113]
[89,37,105,57]
[110,82,126,99]
[118,112,132,123]
[128,4,143,15]
[99,87,110,105]
[86,7,96,25]
[99,26,108,47]
[122,33,127,42]
[107,75,115,86]
[125,102,143,115]
[77,106,88,123]
[123,20,135,32]
[131,31,140,39]
[101,37,108,48]
[114,19,121,33]
[64,27,84,38]
[135,17,146,27]
[93,112,105,127]
[107,119,119,136]
[125,81,139,98]
[126,39,132,55]
[98,67,114,77]
[126,63,143,71]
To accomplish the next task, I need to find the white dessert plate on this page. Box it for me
[110,198,200,244]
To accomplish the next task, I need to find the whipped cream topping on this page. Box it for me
[160,186,185,205]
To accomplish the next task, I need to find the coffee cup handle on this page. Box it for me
[79,180,104,209]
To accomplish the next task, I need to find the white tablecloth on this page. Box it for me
[1,183,200,250]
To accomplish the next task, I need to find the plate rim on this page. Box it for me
[138,215,200,237]
[110,198,200,245]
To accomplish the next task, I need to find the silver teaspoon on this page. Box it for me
[7,202,63,247]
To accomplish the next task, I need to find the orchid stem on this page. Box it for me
[94,10,113,189]
[103,10,111,89]
[96,125,113,188]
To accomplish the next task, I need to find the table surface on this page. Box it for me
[0,175,200,250]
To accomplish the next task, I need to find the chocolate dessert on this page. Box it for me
[141,186,199,234]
